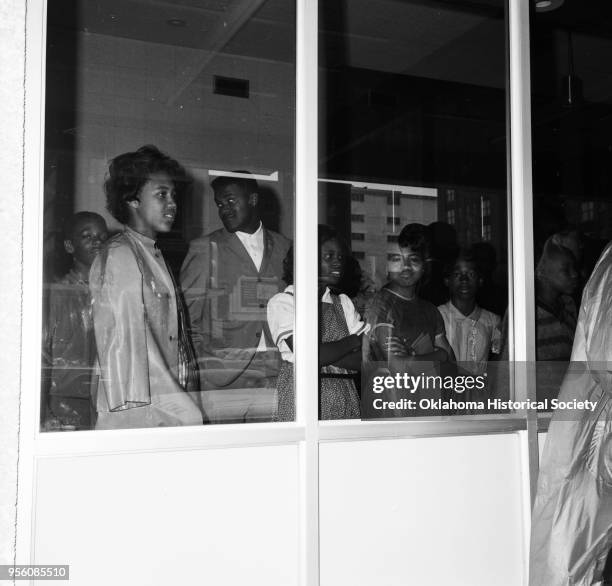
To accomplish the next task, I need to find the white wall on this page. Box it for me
[0,0,26,567]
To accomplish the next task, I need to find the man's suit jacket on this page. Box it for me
[180,226,291,388]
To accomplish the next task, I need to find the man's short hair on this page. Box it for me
[210,171,258,197]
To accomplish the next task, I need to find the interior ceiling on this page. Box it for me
[48,0,612,101]
[54,0,296,61]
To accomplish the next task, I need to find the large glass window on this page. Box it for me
[318,0,511,420]
[41,0,296,431]
[530,1,612,408]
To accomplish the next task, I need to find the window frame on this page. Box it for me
[18,0,539,580]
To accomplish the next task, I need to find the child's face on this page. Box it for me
[319,238,344,287]
[65,218,108,268]
[542,251,579,295]
[387,244,424,289]
[446,259,480,301]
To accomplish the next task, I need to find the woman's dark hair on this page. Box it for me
[104,145,190,224]
[282,245,294,286]
[397,223,431,260]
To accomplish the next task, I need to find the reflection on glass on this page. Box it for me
[41,0,296,430]
[530,7,612,581]
[319,0,510,419]
[531,2,612,407]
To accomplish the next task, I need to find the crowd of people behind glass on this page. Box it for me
[41,144,606,430]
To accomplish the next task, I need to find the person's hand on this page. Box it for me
[384,336,412,357]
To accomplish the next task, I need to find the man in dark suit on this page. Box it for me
[180,172,291,423]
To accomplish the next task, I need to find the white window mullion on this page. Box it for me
[508,0,536,369]
[508,0,537,581]
[295,0,320,585]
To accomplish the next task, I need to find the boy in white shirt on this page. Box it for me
[437,251,501,376]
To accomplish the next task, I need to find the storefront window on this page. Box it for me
[41,0,296,430]
[318,0,511,420]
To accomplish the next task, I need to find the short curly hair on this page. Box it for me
[104,145,190,224]
[210,171,258,198]
[397,223,431,260]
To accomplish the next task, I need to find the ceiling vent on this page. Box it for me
[213,75,250,99]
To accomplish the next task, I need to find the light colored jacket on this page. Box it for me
[529,242,612,586]
[90,227,202,429]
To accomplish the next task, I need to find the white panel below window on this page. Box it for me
[319,433,525,586]
[33,444,299,586]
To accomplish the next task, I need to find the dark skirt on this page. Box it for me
[274,360,360,421]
